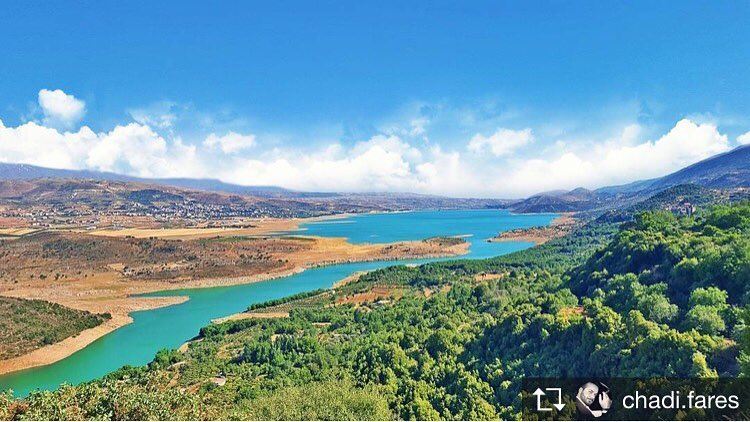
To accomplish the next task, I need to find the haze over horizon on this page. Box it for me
[1,1,749,198]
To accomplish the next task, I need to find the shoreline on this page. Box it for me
[0,296,188,376]
[131,235,470,296]
[0,234,469,375]
[0,315,134,377]
[488,213,576,245]
[209,269,375,325]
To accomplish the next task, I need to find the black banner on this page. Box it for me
[521,378,750,420]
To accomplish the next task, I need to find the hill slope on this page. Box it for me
[648,144,750,190]
[0,163,508,213]
[510,145,750,213]
[0,163,298,198]
[4,143,750,216]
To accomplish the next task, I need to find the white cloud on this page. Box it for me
[738,131,750,145]
[0,120,96,169]
[0,120,203,178]
[0,94,738,199]
[413,146,480,196]
[221,135,424,192]
[204,132,256,153]
[467,128,533,156]
[86,124,204,177]
[38,89,86,129]
[499,119,730,196]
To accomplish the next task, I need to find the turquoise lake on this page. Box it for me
[0,209,556,396]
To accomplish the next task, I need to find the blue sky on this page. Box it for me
[0,1,749,197]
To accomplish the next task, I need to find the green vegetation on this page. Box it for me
[4,203,750,420]
[572,205,750,341]
[597,184,725,223]
[247,288,328,311]
[423,236,467,246]
[0,297,110,360]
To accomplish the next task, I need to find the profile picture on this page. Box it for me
[576,381,613,418]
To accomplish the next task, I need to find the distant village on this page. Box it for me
[0,198,306,229]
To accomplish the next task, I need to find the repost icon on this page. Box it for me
[533,387,566,412]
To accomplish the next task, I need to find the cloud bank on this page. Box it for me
[503,119,731,195]
[0,89,743,198]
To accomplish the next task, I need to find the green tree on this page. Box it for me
[684,305,726,336]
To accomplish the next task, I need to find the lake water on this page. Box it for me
[0,209,555,396]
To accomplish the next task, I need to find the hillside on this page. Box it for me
[0,163,298,198]
[0,178,512,228]
[595,184,744,223]
[0,163,508,211]
[0,297,109,360]
[509,145,750,213]
[0,178,330,223]
[507,188,603,213]
[648,144,750,190]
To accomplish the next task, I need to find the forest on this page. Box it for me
[0,298,109,361]
[2,203,750,420]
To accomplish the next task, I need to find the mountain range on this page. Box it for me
[0,164,508,217]
[1,144,749,216]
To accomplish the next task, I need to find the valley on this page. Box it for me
[1,142,750,416]
[0,219,469,375]
[5,200,749,419]
[2,6,748,419]
[0,209,551,397]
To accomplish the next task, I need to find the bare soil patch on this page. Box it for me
[489,214,578,245]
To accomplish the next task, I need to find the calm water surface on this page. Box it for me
[0,209,555,396]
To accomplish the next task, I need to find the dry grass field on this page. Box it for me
[489,213,578,245]
[85,218,301,240]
